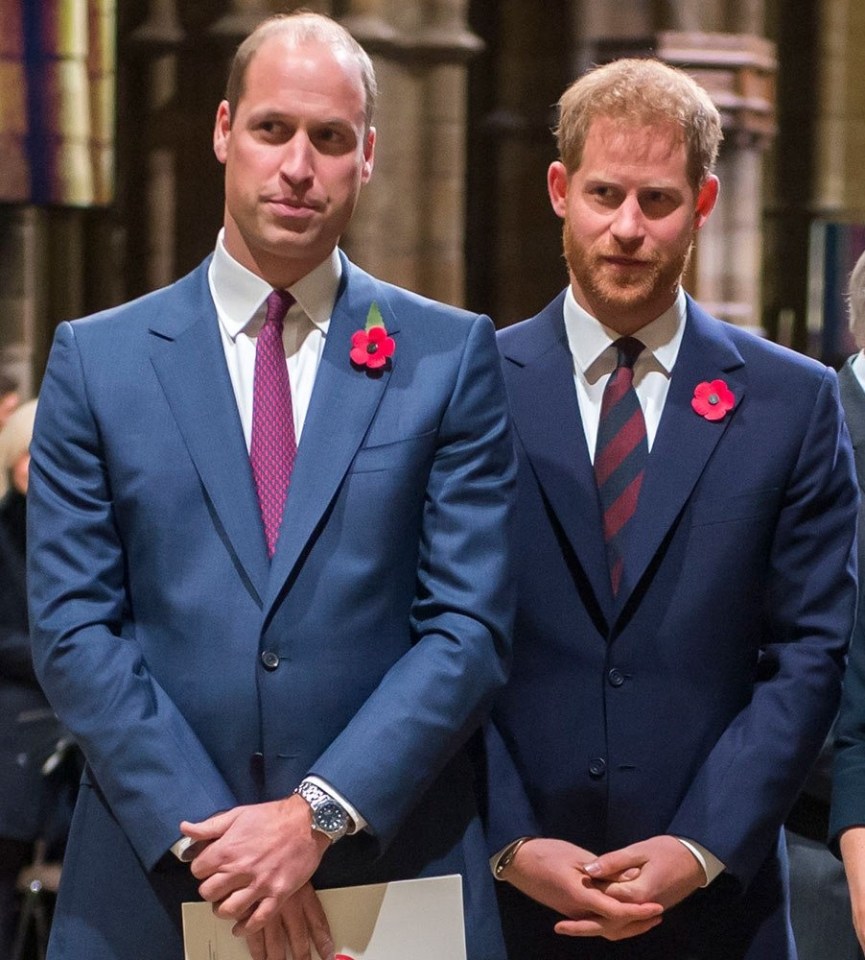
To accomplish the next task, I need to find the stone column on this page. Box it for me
[127,0,185,291]
[341,0,481,305]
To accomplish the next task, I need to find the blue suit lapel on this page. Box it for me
[147,259,270,606]
[614,297,747,612]
[501,295,614,614]
[264,258,395,614]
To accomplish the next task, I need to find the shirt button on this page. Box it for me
[588,758,606,778]
[260,650,280,671]
[608,668,625,687]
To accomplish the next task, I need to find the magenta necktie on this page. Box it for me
[250,289,297,558]
[594,337,648,595]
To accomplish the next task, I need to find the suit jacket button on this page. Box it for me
[588,758,606,778]
[261,650,280,671]
[608,668,625,687]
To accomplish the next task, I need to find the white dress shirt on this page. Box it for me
[208,230,337,449]
[563,285,686,460]
[851,349,865,392]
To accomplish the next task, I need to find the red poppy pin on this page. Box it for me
[691,379,735,421]
[350,301,395,371]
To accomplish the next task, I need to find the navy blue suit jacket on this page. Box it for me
[487,293,857,960]
[27,255,516,960]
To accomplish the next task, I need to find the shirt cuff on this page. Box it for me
[171,835,204,862]
[304,774,366,834]
[676,837,725,886]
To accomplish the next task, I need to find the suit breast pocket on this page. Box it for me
[689,486,782,528]
[348,429,437,475]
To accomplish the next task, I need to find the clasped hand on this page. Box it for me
[504,835,704,941]
[181,794,333,957]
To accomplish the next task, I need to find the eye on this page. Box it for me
[312,125,356,155]
[587,184,622,207]
[255,119,288,142]
[639,190,679,217]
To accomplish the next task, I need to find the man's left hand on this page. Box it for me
[244,883,334,960]
[577,835,704,913]
[181,795,331,934]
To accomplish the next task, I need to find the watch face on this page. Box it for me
[316,800,347,833]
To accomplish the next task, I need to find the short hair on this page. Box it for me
[849,249,865,349]
[555,58,723,190]
[224,12,377,131]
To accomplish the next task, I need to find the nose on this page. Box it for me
[609,194,644,245]
[279,132,314,187]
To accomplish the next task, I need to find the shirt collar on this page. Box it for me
[209,229,342,340]
[852,350,865,392]
[563,285,687,378]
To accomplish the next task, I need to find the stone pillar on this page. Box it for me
[127,0,185,291]
[341,0,481,305]
[0,209,45,397]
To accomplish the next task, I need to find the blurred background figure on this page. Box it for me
[0,375,20,501]
[0,399,76,958]
[0,374,20,429]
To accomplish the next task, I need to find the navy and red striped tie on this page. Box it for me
[594,336,648,595]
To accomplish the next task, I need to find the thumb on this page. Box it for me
[581,847,642,881]
[180,808,237,840]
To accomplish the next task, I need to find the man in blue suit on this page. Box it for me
[26,12,515,960]
[486,58,857,959]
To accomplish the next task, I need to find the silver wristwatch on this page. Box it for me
[295,780,350,842]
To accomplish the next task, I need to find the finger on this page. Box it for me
[284,894,313,960]
[210,885,261,923]
[245,929,266,960]
[234,896,281,936]
[263,919,285,960]
[555,914,663,940]
[576,886,663,921]
[302,888,334,960]
[197,869,250,901]
[596,878,652,904]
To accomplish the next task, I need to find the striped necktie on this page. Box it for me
[250,289,296,558]
[594,336,648,595]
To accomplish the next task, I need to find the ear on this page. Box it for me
[213,101,231,165]
[694,174,719,228]
[547,161,569,219]
[360,127,376,184]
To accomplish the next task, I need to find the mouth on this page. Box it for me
[265,198,322,218]
[601,255,649,268]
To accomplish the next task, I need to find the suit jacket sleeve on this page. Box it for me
[668,367,857,886]
[831,592,865,846]
[27,321,238,871]
[309,314,517,846]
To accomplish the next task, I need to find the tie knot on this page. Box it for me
[613,336,644,371]
[265,289,295,328]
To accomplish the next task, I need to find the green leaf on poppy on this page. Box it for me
[365,301,385,332]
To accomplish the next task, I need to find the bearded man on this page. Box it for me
[484,57,858,960]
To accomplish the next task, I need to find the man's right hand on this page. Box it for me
[501,837,664,941]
